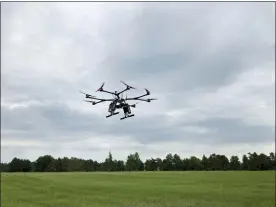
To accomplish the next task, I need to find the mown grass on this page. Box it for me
[1,171,275,207]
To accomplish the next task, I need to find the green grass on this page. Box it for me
[1,171,275,207]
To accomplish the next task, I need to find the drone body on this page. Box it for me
[80,81,157,120]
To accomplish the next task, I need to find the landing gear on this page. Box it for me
[120,114,134,120]
[120,105,134,120]
[106,112,119,118]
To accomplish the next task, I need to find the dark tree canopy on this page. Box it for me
[1,151,275,172]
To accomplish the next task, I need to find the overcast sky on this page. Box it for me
[1,2,275,163]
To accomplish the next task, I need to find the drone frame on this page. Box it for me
[80,81,157,119]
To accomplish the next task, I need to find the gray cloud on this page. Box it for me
[99,3,274,91]
[1,2,275,162]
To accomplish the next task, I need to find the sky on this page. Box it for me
[1,2,275,163]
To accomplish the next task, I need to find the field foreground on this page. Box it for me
[1,171,275,207]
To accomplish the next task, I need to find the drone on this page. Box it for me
[79,81,157,120]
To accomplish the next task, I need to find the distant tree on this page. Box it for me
[117,160,125,171]
[173,154,183,170]
[248,152,259,171]
[268,152,275,170]
[9,157,21,172]
[68,157,85,171]
[201,155,209,171]
[126,154,136,171]
[220,155,230,170]
[134,152,144,171]
[242,154,249,170]
[229,156,241,170]
[55,158,63,172]
[189,156,204,170]
[22,159,32,172]
[208,154,218,170]
[8,158,31,172]
[163,153,174,171]
[107,151,114,171]
[145,159,155,171]
[0,163,9,172]
[35,155,56,172]
[155,158,163,171]
[3,151,276,172]
[182,158,190,170]
[256,153,270,170]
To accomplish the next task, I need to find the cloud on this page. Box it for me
[1,2,275,163]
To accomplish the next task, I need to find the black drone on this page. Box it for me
[79,81,157,120]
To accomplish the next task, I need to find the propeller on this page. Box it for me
[96,82,105,92]
[147,98,157,102]
[130,101,140,108]
[145,88,150,95]
[84,100,96,105]
[121,80,136,89]
[79,91,95,99]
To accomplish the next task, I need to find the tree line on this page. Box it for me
[1,151,275,172]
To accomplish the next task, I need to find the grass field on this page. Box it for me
[1,171,275,207]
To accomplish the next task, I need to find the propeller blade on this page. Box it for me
[147,98,157,102]
[96,82,105,92]
[79,91,95,98]
[130,101,140,108]
[145,88,150,95]
[120,80,136,89]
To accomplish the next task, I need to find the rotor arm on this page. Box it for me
[85,99,109,105]
[86,96,114,101]
[117,81,136,96]
[125,88,151,100]
[128,98,157,102]
[116,88,129,96]
[101,89,117,96]
[96,82,117,96]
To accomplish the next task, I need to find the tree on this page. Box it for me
[155,158,163,171]
[0,163,9,172]
[201,155,209,170]
[2,151,275,172]
[248,152,259,170]
[229,156,240,170]
[126,154,136,171]
[173,154,183,170]
[242,154,249,170]
[145,159,155,171]
[8,158,32,172]
[208,154,219,170]
[163,153,174,171]
[256,153,270,170]
[189,156,204,170]
[104,151,114,171]
[34,155,56,172]
[182,158,190,170]
[134,152,144,171]
[220,155,230,170]
[55,158,63,172]
[268,152,275,170]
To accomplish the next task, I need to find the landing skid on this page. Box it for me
[120,114,135,120]
[106,112,119,118]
